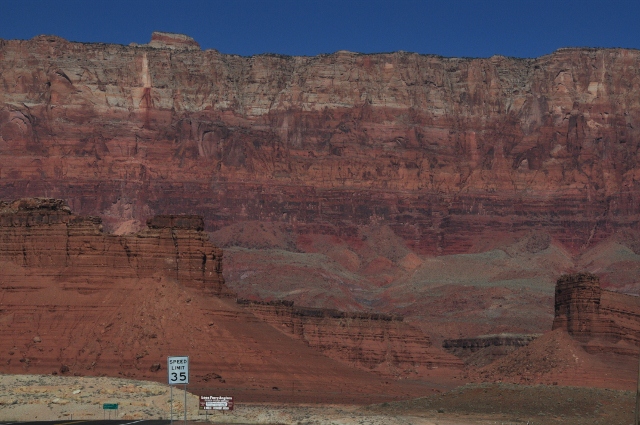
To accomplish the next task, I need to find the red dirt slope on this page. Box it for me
[472,328,638,390]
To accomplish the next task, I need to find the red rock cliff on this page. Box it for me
[0,197,229,296]
[1,35,640,253]
[553,272,640,354]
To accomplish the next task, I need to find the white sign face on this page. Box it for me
[167,356,189,385]
[199,396,234,411]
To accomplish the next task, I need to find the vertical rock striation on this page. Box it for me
[0,35,639,253]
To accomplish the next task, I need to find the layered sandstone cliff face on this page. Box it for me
[238,299,462,376]
[1,34,639,254]
[552,272,640,355]
[0,197,228,296]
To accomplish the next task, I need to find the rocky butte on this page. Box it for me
[553,272,640,355]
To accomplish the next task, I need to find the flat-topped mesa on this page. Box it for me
[238,298,463,376]
[553,272,640,354]
[0,198,232,297]
[148,31,200,50]
[553,273,602,341]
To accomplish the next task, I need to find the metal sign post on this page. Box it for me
[168,356,189,424]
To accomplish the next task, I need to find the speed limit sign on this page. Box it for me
[167,356,189,385]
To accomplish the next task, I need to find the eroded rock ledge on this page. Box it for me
[443,334,540,350]
[238,298,463,375]
[237,298,403,321]
[442,334,541,367]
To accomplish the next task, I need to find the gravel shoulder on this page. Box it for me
[0,374,636,425]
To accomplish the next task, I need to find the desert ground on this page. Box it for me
[0,373,636,425]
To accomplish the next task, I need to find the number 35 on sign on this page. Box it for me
[167,356,189,385]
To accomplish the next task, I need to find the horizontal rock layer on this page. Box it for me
[442,334,541,367]
[1,36,640,252]
[238,299,463,374]
[443,333,540,351]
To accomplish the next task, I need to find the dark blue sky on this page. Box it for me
[1,0,638,58]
